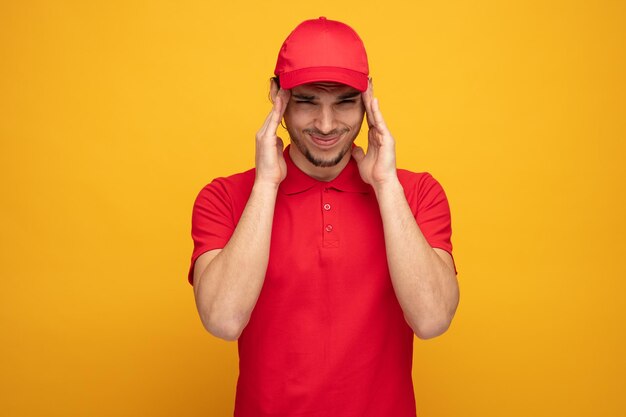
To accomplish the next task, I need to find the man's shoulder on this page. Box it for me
[211,167,256,187]
[396,168,436,188]
[197,167,256,200]
[396,168,447,202]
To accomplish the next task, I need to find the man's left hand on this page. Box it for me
[352,78,398,189]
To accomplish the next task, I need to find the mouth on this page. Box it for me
[309,133,343,148]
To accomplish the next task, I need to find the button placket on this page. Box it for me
[322,188,338,248]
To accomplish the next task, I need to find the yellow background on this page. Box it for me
[1,1,624,416]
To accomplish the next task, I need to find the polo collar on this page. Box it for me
[279,145,372,195]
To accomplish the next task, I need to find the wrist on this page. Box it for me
[372,175,402,198]
[252,179,281,194]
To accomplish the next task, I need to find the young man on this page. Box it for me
[188,17,459,417]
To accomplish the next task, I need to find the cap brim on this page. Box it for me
[279,66,368,91]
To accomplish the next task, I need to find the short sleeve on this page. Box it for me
[187,179,235,285]
[405,171,458,275]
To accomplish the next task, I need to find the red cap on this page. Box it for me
[274,17,369,92]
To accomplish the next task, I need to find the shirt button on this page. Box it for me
[323,203,331,211]
[325,224,333,232]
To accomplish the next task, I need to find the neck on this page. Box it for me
[288,146,352,182]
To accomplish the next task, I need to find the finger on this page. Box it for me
[361,83,372,118]
[259,89,289,138]
[371,97,389,133]
[351,145,366,163]
[367,126,383,148]
[361,80,371,108]
[270,77,279,101]
[272,90,290,125]
[361,80,374,126]
[267,89,290,136]
[278,89,291,119]
[267,89,285,130]
[366,78,375,114]
[258,105,276,138]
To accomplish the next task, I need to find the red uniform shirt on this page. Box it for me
[189,146,456,417]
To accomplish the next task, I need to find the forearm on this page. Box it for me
[194,181,279,340]
[374,179,459,339]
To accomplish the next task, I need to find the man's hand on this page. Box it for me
[255,83,291,187]
[352,78,398,189]
[353,80,459,339]
[194,83,291,341]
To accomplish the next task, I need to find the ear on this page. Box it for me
[270,78,279,103]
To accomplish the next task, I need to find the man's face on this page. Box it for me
[283,82,365,168]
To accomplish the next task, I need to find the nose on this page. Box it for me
[314,105,336,135]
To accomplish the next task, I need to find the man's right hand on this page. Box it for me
[255,83,291,186]
[194,83,291,341]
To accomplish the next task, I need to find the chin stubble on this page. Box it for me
[290,130,353,168]
[303,143,351,167]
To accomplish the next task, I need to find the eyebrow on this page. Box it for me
[292,91,361,101]
[292,94,316,100]
[338,91,361,100]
